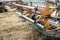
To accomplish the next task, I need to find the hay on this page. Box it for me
[0,11,39,40]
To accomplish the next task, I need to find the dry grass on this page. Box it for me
[0,11,38,40]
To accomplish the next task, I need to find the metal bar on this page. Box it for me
[15,4,35,10]
[16,12,44,29]
[22,0,46,3]
[15,4,56,10]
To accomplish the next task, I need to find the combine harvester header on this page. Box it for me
[15,0,60,39]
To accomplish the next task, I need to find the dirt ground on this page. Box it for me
[0,6,40,40]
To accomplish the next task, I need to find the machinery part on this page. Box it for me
[0,2,8,13]
[15,4,35,10]
[15,4,58,28]
[16,12,60,39]
[16,12,44,30]
[36,2,56,23]
[35,2,56,29]
[0,7,7,13]
[15,0,60,39]
[15,2,60,29]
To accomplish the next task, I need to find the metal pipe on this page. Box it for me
[16,12,44,30]
[22,0,45,3]
[15,4,35,10]
[15,4,45,9]
[15,4,56,9]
